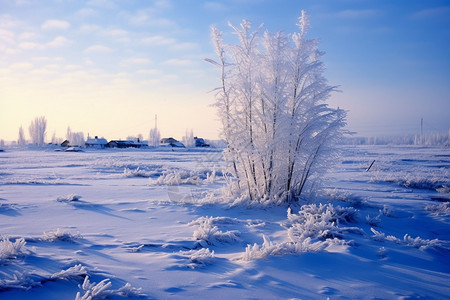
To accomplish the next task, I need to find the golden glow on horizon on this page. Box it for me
[0,66,220,142]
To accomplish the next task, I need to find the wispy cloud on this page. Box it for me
[161,59,195,67]
[10,62,33,69]
[0,28,14,44]
[136,69,159,75]
[0,14,19,28]
[120,10,176,28]
[87,0,116,9]
[101,28,130,43]
[102,29,128,37]
[169,42,199,52]
[75,8,98,18]
[139,35,175,46]
[121,57,151,66]
[411,6,450,20]
[336,9,382,19]
[33,56,65,62]
[41,19,70,30]
[46,36,71,47]
[18,36,71,50]
[19,41,38,49]
[79,24,101,33]
[153,0,172,10]
[83,44,112,54]
[19,32,39,40]
[204,2,229,12]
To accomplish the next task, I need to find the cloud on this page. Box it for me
[75,8,98,18]
[139,35,175,46]
[101,28,130,43]
[41,19,70,30]
[120,10,176,27]
[0,28,14,44]
[79,24,101,33]
[19,32,39,40]
[204,2,228,12]
[33,56,64,62]
[411,6,450,20]
[46,36,71,47]
[102,29,128,37]
[0,14,19,28]
[336,9,382,19]
[83,44,112,54]
[18,36,71,50]
[10,62,33,69]
[161,59,194,67]
[19,41,38,49]
[154,0,172,10]
[14,0,32,5]
[136,69,159,75]
[87,0,116,9]
[169,42,199,52]
[121,58,152,66]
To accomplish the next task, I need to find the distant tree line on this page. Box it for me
[343,132,449,146]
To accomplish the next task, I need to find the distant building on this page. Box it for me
[61,140,70,147]
[160,137,185,148]
[194,137,210,147]
[85,136,108,149]
[107,139,147,148]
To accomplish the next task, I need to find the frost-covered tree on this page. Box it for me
[148,114,161,147]
[206,11,346,205]
[66,127,85,146]
[28,116,47,146]
[51,132,63,144]
[18,126,26,146]
[182,129,195,147]
[148,127,161,147]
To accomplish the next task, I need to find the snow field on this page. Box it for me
[0,145,449,299]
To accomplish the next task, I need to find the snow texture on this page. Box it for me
[0,145,449,299]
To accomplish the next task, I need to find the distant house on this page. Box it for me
[85,136,108,149]
[194,137,210,147]
[107,139,147,148]
[160,137,185,148]
[107,140,134,148]
[61,140,70,147]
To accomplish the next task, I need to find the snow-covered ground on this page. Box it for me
[0,145,449,299]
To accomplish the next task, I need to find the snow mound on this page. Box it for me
[243,204,356,261]
[0,272,40,291]
[0,237,27,263]
[425,202,450,216]
[57,194,82,202]
[75,276,144,299]
[150,168,221,186]
[177,248,215,269]
[191,216,240,246]
[51,264,88,281]
[122,167,150,178]
[287,203,358,225]
[370,228,444,250]
[372,169,449,192]
[243,235,326,261]
[42,228,82,242]
[150,169,203,186]
[188,216,240,226]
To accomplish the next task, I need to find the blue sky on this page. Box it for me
[0,0,449,142]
